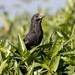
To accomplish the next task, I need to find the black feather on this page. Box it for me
[23,13,44,50]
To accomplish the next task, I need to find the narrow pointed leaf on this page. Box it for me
[51,39,63,59]
[0,46,6,53]
[60,50,75,55]
[9,41,18,50]
[50,56,60,72]
[18,33,27,56]
[27,62,41,75]
[0,59,8,74]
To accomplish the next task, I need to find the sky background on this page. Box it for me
[0,0,67,15]
[0,0,67,28]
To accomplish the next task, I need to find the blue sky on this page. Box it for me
[0,0,67,15]
[0,0,67,28]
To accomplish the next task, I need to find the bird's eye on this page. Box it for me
[36,15,38,17]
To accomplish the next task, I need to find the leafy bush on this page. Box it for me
[0,0,75,75]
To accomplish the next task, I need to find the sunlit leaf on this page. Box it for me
[18,33,27,56]
[0,59,8,74]
[49,56,60,72]
[51,39,63,59]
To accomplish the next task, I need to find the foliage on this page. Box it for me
[0,0,75,75]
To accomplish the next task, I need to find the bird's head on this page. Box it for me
[31,13,44,22]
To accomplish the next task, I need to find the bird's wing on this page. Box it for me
[23,33,37,46]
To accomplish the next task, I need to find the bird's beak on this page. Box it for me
[39,13,45,19]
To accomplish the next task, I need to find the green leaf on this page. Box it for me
[27,61,41,75]
[27,49,42,64]
[42,63,50,71]
[49,56,60,72]
[60,50,75,55]
[0,59,8,74]
[70,25,75,38]
[51,39,63,59]
[41,63,55,75]
[65,66,75,75]
[40,70,48,75]
[9,41,18,50]
[18,33,27,56]
[57,31,63,37]
[5,45,11,57]
[61,57,72,64]
[70,25,75,49]
[0,46,6,53]
[64,37,75,46]
[30,45,39,54]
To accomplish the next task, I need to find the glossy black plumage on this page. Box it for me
[23,13,44,50]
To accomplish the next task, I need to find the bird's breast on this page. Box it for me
[36,32,43,45]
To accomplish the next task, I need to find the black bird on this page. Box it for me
[23,13,44,50]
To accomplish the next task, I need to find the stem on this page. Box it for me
[49,69,56,75]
